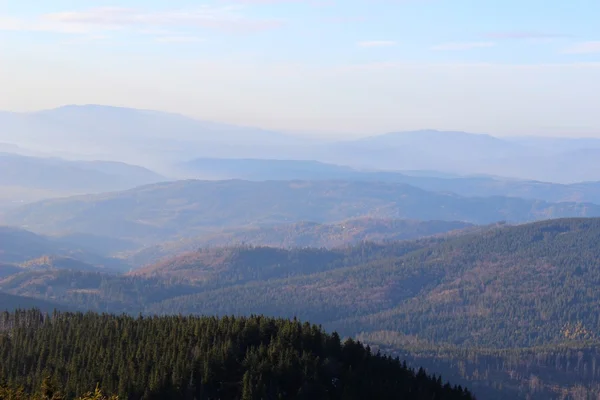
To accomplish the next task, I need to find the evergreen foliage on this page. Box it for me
[0,309,473,400]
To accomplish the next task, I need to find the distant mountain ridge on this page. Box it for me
[0,226,128,272]
[178,158,355,180]
[356,129,525,157]
[323,130,600,182]
[0,152,164,192]
[4,179,600,244]
[180,158,600,204]
[0,152,166,211]
[125,218,475,267]
[0,105,308,166]
[3,105,600,182]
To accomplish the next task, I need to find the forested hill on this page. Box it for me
[4,218,600,398]
[0,310,474,400]
[140,217,600,349]
[0,293,69,313]
[5,179,600,243]
[126,218,474,267]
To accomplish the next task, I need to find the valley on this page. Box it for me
[3,179,600,246]
[3,2,598,396]
[2,216,600,398]
[3,106,600,399]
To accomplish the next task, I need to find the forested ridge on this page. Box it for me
[4,218,600,348]
[125,218,474,267]
[0,293,68,313]
[0,310,473,400]
[4,218,600,398]
[5,180,600,242]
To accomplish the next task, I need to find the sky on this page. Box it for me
[0,0,599,138]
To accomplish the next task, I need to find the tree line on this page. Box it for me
[0,309,474,400]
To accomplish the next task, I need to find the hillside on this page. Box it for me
[4,179,600,243]
[179,158,355,180]
[0,105,307,166]
[0,152,165,210]
[324,130,600,182]
[353,130,526,160]
[0,310,473,400]
[177,158,600,204]
[126,218,474,267]
[5,107,600,182]
[0,263,21,278]
[0,226,57,263]
[4,218,600,397]
[20,255,100,272]
[127,218,600,349]
[0,226,128,271]
[0,152,164,192]
[0,292,68,312]
[5,217,599,349]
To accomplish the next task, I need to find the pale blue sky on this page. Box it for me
[1,0,599,137]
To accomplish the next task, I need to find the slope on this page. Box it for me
[4,179,600,243]
[325,130,600,182]
[0,310,474,400]
[144,218,600,349]
[126,218,474,267]
[177,157,600,203]
[178,158,354,180]
[0,105,306,165]
[0,292,69,312]
[0,226,129,272]
[0,152,164,192]
[6,218,600,398]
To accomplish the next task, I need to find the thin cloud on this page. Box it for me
[485,32,567,40]
[60,34,112,45]
[45,7,135,26]
[563,41,600,54]
[432,42,496,51]
[323,16,367,23]
[0,6,283,35]
[357,40,396,47]
[338,61,600,72]
[218,0,334,5]
[0,14,92,34]
[156,36,205,43]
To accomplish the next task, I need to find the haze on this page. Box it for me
[5,2,600,399]
[1,0,600,137]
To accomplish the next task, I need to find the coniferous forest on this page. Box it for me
[7,218,600,397]
[0,310,474,400]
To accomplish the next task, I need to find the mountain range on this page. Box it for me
[2,218,600,398]
[0,105,307,167]
[125,218,600,348]
[0,152,165,211]
[0,218,474,269]
[3,105,600,182]
[180,158,600,204]
[1,217,599,350]
[125,218,475,267]
[4,104,600,399]
[0,226,128,271]
[4,179,600,245]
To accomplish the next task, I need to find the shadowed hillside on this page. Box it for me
[3,218,600,398]
[126,218,475,267]
[4,180,600,244]
[0,310,474,400]
[0,226,128,272]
